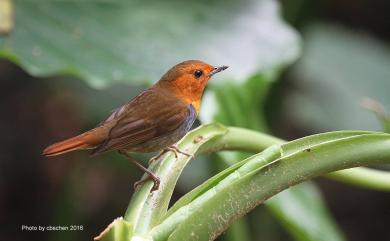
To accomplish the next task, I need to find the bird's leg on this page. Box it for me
[118,151,160,191]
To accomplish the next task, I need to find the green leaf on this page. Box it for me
[0,0,299,88]
[285,23,390,131]
[151,131,390,241]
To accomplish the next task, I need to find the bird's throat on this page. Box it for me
[156,81,203,113]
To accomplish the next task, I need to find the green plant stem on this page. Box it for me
[124,124,228,236]
[327,168,390,191]
[151,131,390,241]
[98,125,390,241]
[206,127,390,192]
[125,126,390,234]
[198,127,284,154]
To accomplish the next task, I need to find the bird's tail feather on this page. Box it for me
[43,134,93,156]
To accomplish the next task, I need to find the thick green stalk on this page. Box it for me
[125,126,390,233]
[96,125,390,241]
[123,124,228,236]
[151,132,390,240]
[327,168,390,191]
[197,127,284,154]
[208,127,390,191]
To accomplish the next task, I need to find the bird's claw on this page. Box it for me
[134,175,160,191]
[148,150,167,164]
[167,145,194,159]
[148,146,193,165]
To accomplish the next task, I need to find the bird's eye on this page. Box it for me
[194,70,203,79]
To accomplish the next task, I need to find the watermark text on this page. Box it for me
[21,225,83,232]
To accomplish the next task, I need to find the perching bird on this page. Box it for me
[43,60,228,190]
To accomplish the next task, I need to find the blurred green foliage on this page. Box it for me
[0,0,299,88]
[285,24,390,132]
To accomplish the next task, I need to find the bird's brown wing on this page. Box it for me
[91,88,190,155]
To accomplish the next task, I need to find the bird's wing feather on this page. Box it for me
[91,88,190,154]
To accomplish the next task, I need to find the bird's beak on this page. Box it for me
[208,65,229,77]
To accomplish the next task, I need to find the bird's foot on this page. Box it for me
[166,145,194,159]
[134,174,160,191]
[118,150,161,191]
[148,149,168,164]
[148,145,193,164]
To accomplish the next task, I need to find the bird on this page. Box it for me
[43,60,228,190]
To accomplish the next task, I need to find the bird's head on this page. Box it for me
[156,60,228,112]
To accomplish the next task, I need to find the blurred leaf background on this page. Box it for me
[1,0,390,241]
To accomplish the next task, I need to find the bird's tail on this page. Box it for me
[43,132,99,157]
